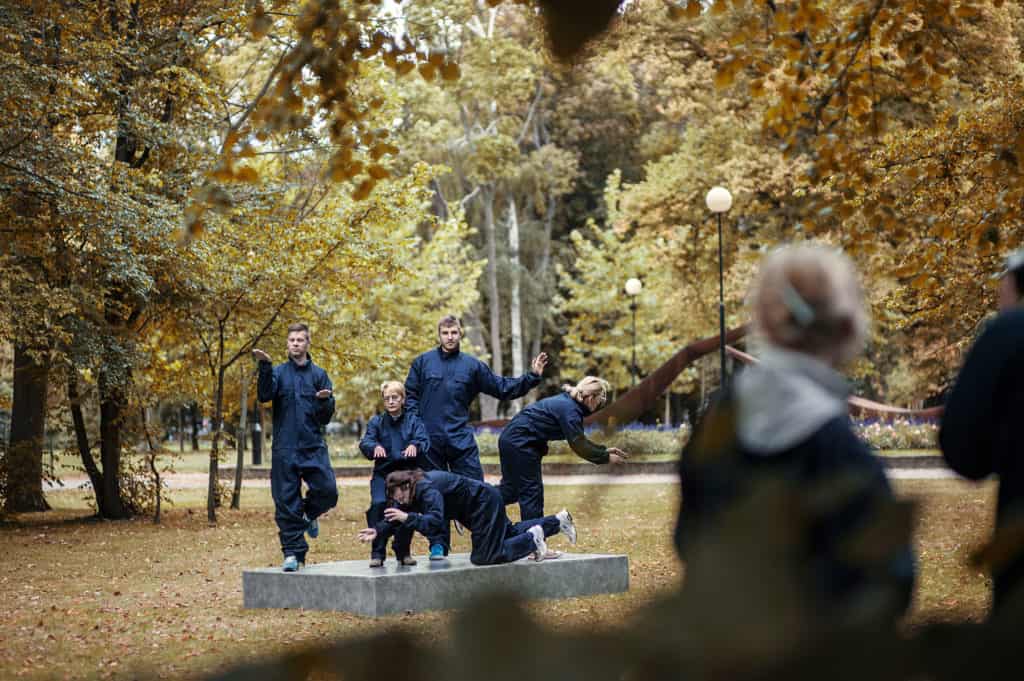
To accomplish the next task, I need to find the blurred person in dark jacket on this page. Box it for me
[676,244,915,622]
[941,248,1024,613]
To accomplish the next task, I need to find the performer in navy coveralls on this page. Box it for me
[359,380,430,567]
[498,376,630,521]
[358,469,578,565]
[405,315,548,558]
[941,249,1024,614]
[254,323,338,573]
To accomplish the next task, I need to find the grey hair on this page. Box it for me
[749,244,869,364]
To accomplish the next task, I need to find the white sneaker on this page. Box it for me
[528,525,547,561]
[556,509,577,545]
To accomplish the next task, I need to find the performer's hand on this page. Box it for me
[252,349,271,363]
[316,388,332,399]
[608,447,629,464]
[358,528,377,543]
[402,445,418,458]
[373,445,387,459]
[531,352,549,375]
[384,508,408,523]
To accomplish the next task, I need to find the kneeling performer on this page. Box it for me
[359,469,576,565]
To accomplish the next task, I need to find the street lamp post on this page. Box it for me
[625,277,643,386]
[706,186,733,387]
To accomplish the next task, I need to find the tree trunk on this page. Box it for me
[141,407,162,524]
[98,370,130,519]
[178,405,185,453]
[531,193,557,363]
[252,403,263,466]
[68,373,104,511]
[208,366,226,523]
[3,344,51,512]
[465,309,498,420]
[482,186,503,380]
[190,401,200,451]
[507,198,524,415]
[231,366,249,509]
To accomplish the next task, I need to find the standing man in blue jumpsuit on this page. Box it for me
[405,315,548,559]
[253,323,338,572]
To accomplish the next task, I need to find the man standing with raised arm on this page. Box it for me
[253,323,338,572]
[405,315,548,559]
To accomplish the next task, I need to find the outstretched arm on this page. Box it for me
[401,487,445,537]
[256,358,277,403]
[475,357,542,401]
[314,371,335,425]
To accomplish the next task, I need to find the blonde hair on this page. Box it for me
[380,381,405,399]
[563,376,611,408]
[749,243,868,363]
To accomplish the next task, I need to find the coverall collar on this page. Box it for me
[288,353,314,370]
[385,410,405,425]
[436,345,461,360]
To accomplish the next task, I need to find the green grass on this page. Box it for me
[0,478,996,681]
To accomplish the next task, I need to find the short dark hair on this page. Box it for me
[287,323,310,339]
[437,315,462,332]
[386,469,425,500]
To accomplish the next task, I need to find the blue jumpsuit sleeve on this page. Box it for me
[404,486,445,537]
[938,319,1018,480]
[473,358,541,402]
[360,416,382,460]
[256,361,277,403]
[409,415,430,456]
[314,369,335,425]
[405,356,423,417]
[557,402,610,464]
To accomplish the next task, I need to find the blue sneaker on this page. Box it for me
[282,555,299,572]
[306,515,319,539]
[429,544,446,561]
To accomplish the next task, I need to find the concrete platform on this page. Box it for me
[243,553,629,616]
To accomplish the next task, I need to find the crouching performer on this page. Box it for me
[253,323,338,572]
[359,470,576,565]
[498,376,630,521]
[359,381,430,567]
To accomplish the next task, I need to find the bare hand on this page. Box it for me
[608,447,629,464]
[316,388,332,399]
[373,445,387,459]
[384,507,409,523]
[252,349,271,363]
[403,445,418,458]
[531,352,549,375]
[358,528,377,543]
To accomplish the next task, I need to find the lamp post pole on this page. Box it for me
[630,298,638,386]
[625,277,643,387]
[706,187,733,387]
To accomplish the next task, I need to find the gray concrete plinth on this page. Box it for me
[242,553,629,616]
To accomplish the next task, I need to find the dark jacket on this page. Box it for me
[940,308,1024,610]
[257,356,334,452]
[359,410,430,474]
[499,392,609,463]
[405,347,540,451]
[380,470,487,538]
[676,348,915,619]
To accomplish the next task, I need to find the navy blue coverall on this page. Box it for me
[498,392,610,520]
[405,346,541,550]
[941,308,1024,613]
[359,410,430,560]
[376,471,560,565]
[258,356,338,562]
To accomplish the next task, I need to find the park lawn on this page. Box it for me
[0,479,994,681]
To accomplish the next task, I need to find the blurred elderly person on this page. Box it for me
[941,248,1024,614]
[675,243,915,621]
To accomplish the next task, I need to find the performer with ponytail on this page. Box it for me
[497,376,630,522]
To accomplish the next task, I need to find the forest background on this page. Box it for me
[1,0,1022,520]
